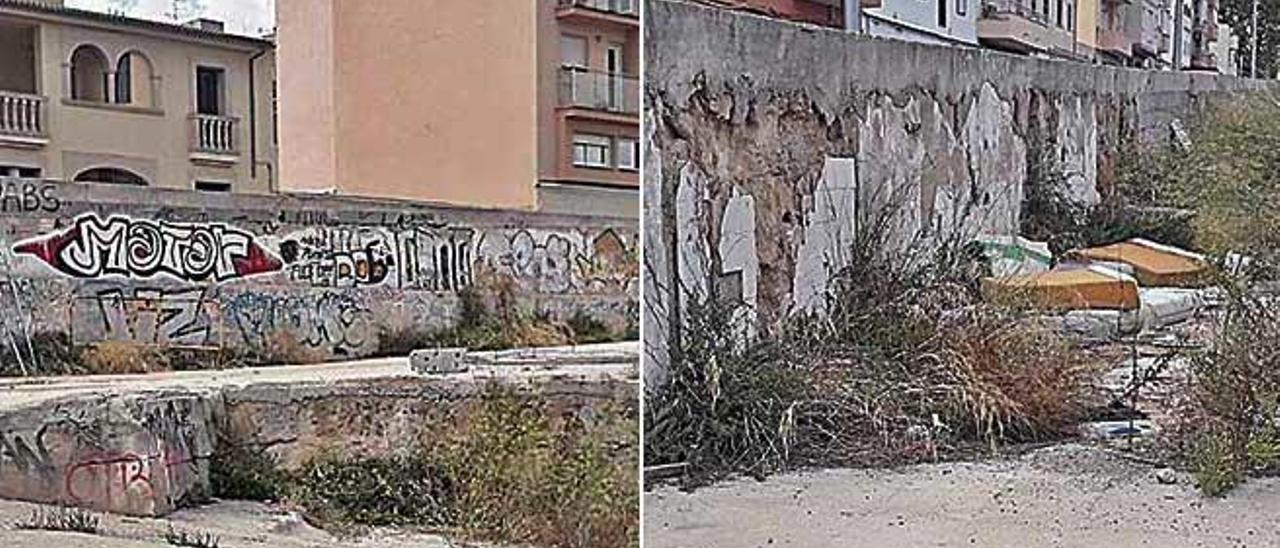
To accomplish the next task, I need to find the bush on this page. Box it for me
[219,392,637,547]
[0,331,78,377]
[1114,94,1280,274]
[290,452,452,527]
[209,443,288,502]
[645,297,807,482]
[646,211,1094,482]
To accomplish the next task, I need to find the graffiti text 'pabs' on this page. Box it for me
[12,214,283,282]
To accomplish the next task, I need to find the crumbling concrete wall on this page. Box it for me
[0,180,637,364]
[642,0,1272,387]
[0,366,636,517]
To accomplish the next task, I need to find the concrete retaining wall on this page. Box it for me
[0,180,637,364]
[0,355,637,517]
[641,0,1274,389]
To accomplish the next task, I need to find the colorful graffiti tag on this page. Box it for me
[12,214,282,282]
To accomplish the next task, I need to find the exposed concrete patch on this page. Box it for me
[717,189,758,338]
[792,158,858,315]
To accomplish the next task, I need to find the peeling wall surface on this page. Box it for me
[642,0,1272,380]
[0,180,637,363]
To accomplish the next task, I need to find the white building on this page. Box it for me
[1212,22,1239,75]
[863,0,979,46]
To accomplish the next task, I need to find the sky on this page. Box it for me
[67,0,275,37]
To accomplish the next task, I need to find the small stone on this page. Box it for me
[1156,468,1178,485]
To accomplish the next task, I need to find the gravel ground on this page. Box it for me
[646,443,1280,547]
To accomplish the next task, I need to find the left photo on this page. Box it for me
[0,0,640,546]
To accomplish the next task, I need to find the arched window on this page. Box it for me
[70,45,109,102]
[74,167,148,186]
[115,54,130,103]
[114,51,155,106]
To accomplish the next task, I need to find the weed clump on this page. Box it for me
[209,443,288,502]
[14,507,101,534]
[164,526,221,548]
[79,341,170,374]
[290,453,452,527]
[647,218,1093,484]
[0,331,78,377]
[1168,287,1280,496]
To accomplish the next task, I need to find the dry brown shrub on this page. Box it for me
[253,330,325,365]
[79,341,170,374]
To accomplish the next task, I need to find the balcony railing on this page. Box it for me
[558,0,639,17]
[190,113,237,156]
[558,68,639,116]
[0,91,46,140]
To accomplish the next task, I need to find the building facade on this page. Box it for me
[976,0,1081,58]
[276,0,639,217]
[0,0,276,193]
[864,0,978,45]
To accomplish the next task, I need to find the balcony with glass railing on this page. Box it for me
[558,68,639,117]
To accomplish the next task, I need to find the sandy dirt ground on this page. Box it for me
[646,443,1280,547]
[0,498,476,547]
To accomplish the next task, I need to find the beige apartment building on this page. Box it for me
[276,0,639,217]
[0,0,276,192]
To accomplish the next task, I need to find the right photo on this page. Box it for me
[641,0,1280,546]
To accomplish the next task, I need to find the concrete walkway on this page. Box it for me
[0,341,639,411]
[646,444,1280,547]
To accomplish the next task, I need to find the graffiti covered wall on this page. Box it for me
[641,0,1273,388]
[0,181,637,363]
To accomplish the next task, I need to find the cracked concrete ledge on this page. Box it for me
[0,342,638,517]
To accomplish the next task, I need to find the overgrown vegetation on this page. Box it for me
[376,282,627,357]
[647,205,1095,484]
[1092,93,1280,496]
[1115,94,1280,274]
[1168,285,1280,496]
[209,441,288,502]
[0,331,78,377]
[1021,140,1194,256]
[14,507,101,534]
[78,341,172,374]
[211,392,637,547]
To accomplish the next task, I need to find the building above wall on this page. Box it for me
[0,0,277,194]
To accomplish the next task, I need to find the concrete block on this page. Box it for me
[1137,288,1204,330]
[0,393,215,517]
[410,347,469,374]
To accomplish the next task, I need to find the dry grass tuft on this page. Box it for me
[79,341,170,374]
